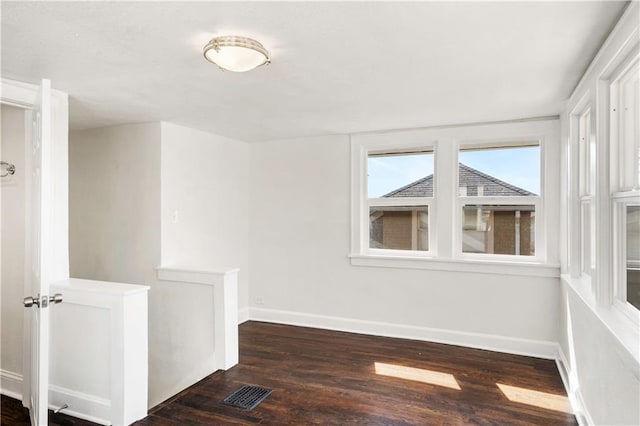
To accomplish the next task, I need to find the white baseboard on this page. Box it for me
[148,362,219,409]
[0,369,23,400]
[555,347,593,426]
[49,384,111,425]
[574,388,593,426]
[0,370,111,426]
[248,307,559,360]
[238,307,249,324]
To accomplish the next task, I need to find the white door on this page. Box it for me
[23,79,54,426]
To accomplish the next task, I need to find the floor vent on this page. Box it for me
[223,385,272,410]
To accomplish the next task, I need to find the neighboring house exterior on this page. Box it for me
[371,163,536,255]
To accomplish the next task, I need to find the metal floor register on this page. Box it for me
[223,385,273,410]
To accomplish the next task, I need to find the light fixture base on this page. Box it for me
[203,35,270,72]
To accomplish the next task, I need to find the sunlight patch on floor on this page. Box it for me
[497,383,572,414]
[374,362,461,390]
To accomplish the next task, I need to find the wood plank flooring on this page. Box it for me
[2,321,578,425]
[0,394,96,425]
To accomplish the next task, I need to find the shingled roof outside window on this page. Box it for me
[382,163,536,198]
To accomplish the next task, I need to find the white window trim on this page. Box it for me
[567,90,592,278]
[351,137,437,258]
[350,119,560,276]
[577,107,597,282]
[568,92,605,301]
[578,108,594,197]
[612,193,640,325]
[609,52,640,192]
[608,45,640,319]
[350,254,560,277]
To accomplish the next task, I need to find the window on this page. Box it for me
[366,150,434,254]
[350,120,557,274]
[611,56,640,192]
[578,109,596,278]
[610,53,640,315]
[559,3,639,373]
[567,95,598,288]
[457,143,540,259]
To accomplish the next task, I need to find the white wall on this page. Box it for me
[248,135,560,352]
[70,123,161,285]
[160,122,249,310]
[560,284,640,425]
[155,123,248,405]
[0,105,26,382]
[70,121,249,408]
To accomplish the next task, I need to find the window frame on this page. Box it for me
[609,54,640,192]
[565,35,639,320]
[608,48,640,320]
[612,194,640,322]
[567,91,598,288]
[455,139,544,263]
[353,141,438,258]
[559,0,640,368]
[577,107,597,281]
[350,120,559,276]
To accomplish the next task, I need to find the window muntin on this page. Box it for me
[461,205,535,256]
[370,206,429,251]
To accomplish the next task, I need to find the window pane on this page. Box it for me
[627,205,640,310]
[462,205,535,256]
[458,145,539,196]
[615,61,639,189]
[581,202,595,276]
[579,110,594,196]
[368,152,434,198]
[370,206,428,251]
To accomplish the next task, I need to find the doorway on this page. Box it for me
[1,78,71,425]
[0,104,28,401]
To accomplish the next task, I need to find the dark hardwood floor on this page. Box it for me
[0,394,96,425]
[2,321,578,425]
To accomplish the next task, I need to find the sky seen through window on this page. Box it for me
[368,146,540,197]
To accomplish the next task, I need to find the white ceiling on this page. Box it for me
[1,1,628,142]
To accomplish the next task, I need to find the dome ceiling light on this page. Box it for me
[203,36,270,72]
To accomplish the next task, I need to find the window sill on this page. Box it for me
[561,274,640,370]
[348,254,560,277]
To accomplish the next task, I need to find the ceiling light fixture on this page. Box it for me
[203,36,270,72]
